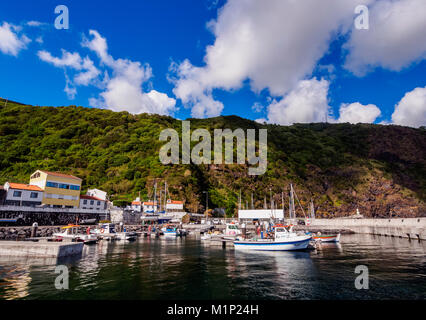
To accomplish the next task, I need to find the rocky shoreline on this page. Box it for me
[0,225,147,240]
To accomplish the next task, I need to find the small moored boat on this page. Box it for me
[92,223,137,241]
[312,233,341,243]
[161,225,178,238]
[53,225,98,245]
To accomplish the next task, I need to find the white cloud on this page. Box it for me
[171,0,371,118]
[337,102,381,124]
[81,30,114,66]
[74,57,101,86]
[64,73,77,100]
[266,78,331,125]
[0,22,30,56]
[345,0,426,75]
[251,102,264,113]
[84,30,176,115]
[37,29,175,115]
[392,86,426,128]
[38,49,101,88]
[26,21,45,27]
[265,80,383,126]
[38,50,83,69]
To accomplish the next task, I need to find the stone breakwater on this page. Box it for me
[310,218,426,240]
[0,226,62,240]
[0,225,147,240]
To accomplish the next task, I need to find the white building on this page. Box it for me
[166,199,184,212]
[143,201,159,213]
[86,189,107,201]
[79,195,107,211]
[238,209,284,221]
[131,197,142,212]
[3,182,44,207]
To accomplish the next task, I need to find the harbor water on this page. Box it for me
[0,234,425,300]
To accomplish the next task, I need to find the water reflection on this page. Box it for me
[0,234,424,300]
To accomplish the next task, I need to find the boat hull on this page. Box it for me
[234,236,311,251]
[163,232,177,238]
[313,234,341,243]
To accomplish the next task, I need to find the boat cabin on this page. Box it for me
[225,222,241,236]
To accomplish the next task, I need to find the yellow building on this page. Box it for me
[29,170,82,208]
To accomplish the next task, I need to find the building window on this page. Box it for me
[30,192,38,199]
[46,181,58,188]
[90,200,94,205]
[83,200,87,204]
[13,191,22,197]
[70,185,80,191]
[97,201,101,206]
[59,184,69,189]
[31,172,40,179]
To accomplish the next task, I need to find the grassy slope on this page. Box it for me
[0,98,425,217]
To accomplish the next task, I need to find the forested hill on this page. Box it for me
[0,98,425,218]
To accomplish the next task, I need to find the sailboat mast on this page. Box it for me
[164,180,167,213]
[154,180,157,213]
[290,184,296,223]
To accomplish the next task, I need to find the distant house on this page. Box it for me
[79,195,107,211]
[166,199,184,212]
[143,201,159,213]
[3,182,43,207]
[131,197,142,212]
[86,189,107,201]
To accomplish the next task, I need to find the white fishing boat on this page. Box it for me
[224,222,242,237]
[92,223,136,241]
[115,231,137,241]
[53,225,98,244]
[161,224,178,237]
[200,233,212,240]
[234,225,312,251]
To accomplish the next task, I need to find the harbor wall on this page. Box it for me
[310,218,426,240]
[0,225,148,240]
[0,241,83,257]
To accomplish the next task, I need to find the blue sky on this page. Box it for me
[0,0,425,127]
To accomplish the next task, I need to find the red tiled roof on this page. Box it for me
[143,202,158,206]
[168,200,183,204]
[80,195,103,201]
[8,183,43,192]
[38,170,82,180]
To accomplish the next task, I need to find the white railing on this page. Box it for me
[0,205,108,214]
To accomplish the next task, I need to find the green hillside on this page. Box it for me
[0,98,425,218]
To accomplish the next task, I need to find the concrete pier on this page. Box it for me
[0,241,84,257]
[310,218,426,240]
[203,238,235,248]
